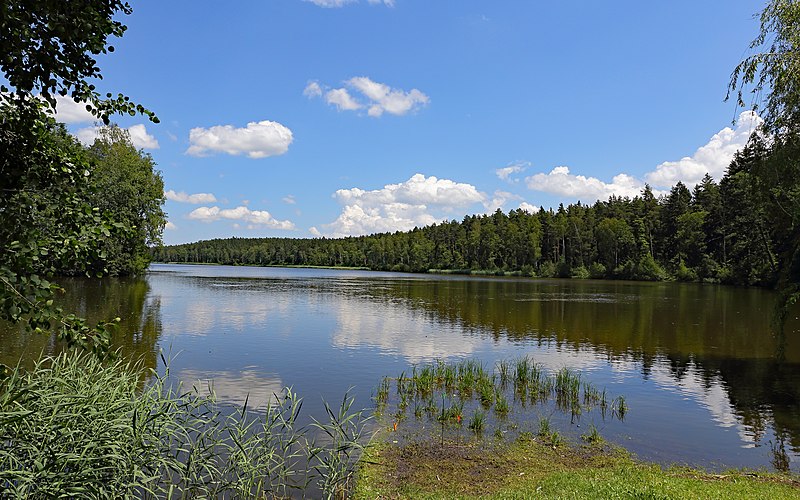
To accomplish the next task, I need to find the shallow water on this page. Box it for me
[2,263,799,472]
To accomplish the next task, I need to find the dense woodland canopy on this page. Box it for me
[153,146,787,289]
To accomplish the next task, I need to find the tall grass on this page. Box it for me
[0,351,370,499]
[375,356,623,447]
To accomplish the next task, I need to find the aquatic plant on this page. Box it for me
[581,424,603,445]
[373,356,627,451]
[537,417,552,437]
[468,409,486,434]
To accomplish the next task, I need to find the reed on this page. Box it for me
[0,350,371,499]
[374,356,627,451]
[494,392,509,416]
[581,424,603,444]
[537,416,552,437]
[375,376,390,406]
[468,409,486,434]
[496,359,511,386]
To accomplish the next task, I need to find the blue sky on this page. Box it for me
[53,0,763,245]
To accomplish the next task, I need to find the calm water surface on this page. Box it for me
[2,263,799,473]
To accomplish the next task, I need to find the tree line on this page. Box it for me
[153,137,792,289]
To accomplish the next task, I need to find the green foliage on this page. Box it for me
[0,103,125,355]
[85,125,166,276]
[727,0,800,135]
[0,1,162,354]
[726,0,800,329]
[588,261,607,279]
[0,0,156,124]
[571,265,590,279]
[0,350,371,498]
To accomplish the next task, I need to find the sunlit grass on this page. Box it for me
[354,437,800,499]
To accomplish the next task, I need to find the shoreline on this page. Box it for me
[354,435,800,498]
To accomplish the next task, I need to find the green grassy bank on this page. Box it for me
[354,436,800,499]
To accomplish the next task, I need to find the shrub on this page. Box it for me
[538,261,557,278]
[571,265,590,279]
[589,262,607,279]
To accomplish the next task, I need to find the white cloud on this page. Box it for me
[186,120,293,159]
[74,124,159,150]
[303,81,323,98]
[525,166,644,201]
[484,190,519,213]
[74,127,100,145]
[645,111,762,188]
[319,174,486,237]
[349,76,429,117]
[305,0,356,7]
[304,0,394,7]
[308,77,428,117]
[282,195,296,205]
[52,96,95,124]
[325,88,363,111]
[188,206,295,230]
[523,111,762,202]
[518,202,539,213]
[165,221,177,230]
[126,124,160,149]
[165,190,217,204]
[496,161,529,181]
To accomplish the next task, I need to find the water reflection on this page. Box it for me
[354,277,800,460]
[1,264,799,473]
[0,276,161,373]
[178,368,284,410]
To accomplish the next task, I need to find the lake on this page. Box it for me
[2,263,799,473]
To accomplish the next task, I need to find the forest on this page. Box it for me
[153,134,795,290]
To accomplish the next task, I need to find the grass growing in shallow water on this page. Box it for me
[361,356,800,498]
[0,350,371,498]
[375,356,623,445]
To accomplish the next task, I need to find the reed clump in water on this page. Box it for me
[375,356,623,446]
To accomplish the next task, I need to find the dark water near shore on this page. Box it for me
[2,263,800,472]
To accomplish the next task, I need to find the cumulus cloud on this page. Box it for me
[523,111,762,202]
[645,111,762,188]
[52,96,95,123]
[127,124,160,149]
[165,190,217,204]
[495,161,529,181]
[318,174,486,237]
[518,202,539,213]
[306,77,429,117]
[525,166,645,201]
[188,206,295,230]
[303,81,323,98]
[74,124,160,150]
[165,221,177,230]
[325,88,363,111]
[186,120,293,159]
